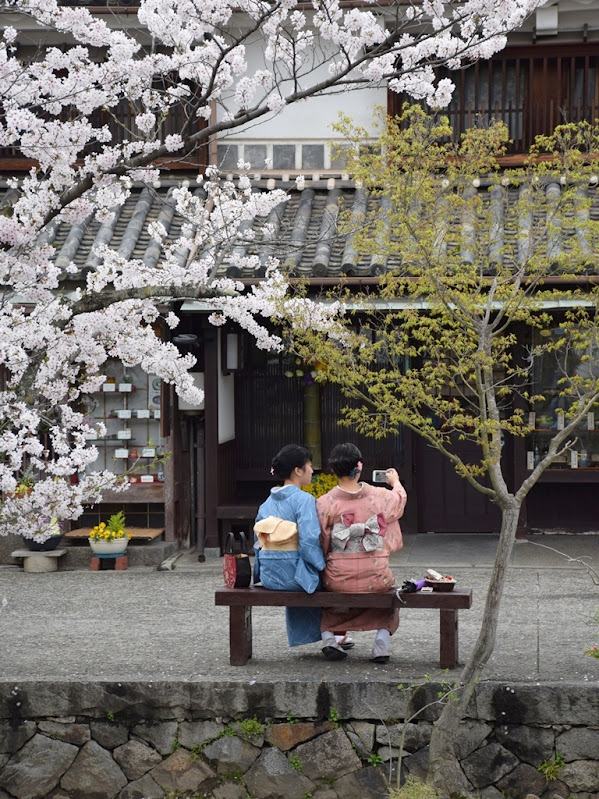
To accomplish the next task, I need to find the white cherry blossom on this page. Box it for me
[0,0,541,538]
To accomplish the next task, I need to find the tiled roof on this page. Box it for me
[3,175,599,281]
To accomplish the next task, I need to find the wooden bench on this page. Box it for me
[215,586,473,669]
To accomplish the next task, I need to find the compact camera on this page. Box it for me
[372,470,389,484]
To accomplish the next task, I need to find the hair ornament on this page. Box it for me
[270,467,274,475]
[348,460,363,480]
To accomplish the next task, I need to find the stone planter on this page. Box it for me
[88,537,128,556]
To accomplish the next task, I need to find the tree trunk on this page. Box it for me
[427,503,521,796]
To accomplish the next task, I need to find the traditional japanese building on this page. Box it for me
[3,0,599,555]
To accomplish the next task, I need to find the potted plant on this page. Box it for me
[14,476,34,497]
[88,511,131,555]
[25,517,65,552]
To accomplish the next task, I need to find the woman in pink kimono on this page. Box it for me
[316,443,407,662]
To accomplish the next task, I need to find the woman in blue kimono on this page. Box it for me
[253,444,326,647]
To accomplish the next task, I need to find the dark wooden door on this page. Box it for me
[413,436,501,533]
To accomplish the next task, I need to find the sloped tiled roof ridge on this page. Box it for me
[2,175,599,280]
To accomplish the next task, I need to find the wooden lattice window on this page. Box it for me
[389,44,599,155]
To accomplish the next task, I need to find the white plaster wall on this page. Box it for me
[218,373,235,444]
[217,38,387,142]
[217,333,235,444]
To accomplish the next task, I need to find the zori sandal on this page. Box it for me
[322,646,348,661]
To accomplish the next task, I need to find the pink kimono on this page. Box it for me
[316,482,407,634]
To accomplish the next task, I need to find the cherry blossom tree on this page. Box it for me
[0,0,541,539]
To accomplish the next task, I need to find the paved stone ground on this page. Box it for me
[1,534,598,684]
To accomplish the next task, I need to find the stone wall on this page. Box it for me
[1,680,598,799]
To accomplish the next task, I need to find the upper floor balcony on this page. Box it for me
[388,43,599,160]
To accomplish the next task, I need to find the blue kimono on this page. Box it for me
[254,485,326,646]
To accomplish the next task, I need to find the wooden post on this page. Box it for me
[439,608,459,669]
[229,606,252,665]
[303,382,322,470]
[203,322,219,549]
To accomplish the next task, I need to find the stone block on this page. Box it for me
[461,742,520,788]
[560,761,599,793]
[346,729,371,759]
[496,724,555,765]
[556,728,599,762]
[333,765,388,799]
[231,721,264,748]
[178,720,224,749]
[497,762,548,797]
[243,747,314,799]
[22,553,60,573]
[90,721,129,749]
[38,721,90,746]
[402,746,430,781]
[480,787,503,799]
[150,749,217,793]
[0,680,190,723]
[453,721,493,759]
[0,721,36,753]
[60,740,127,799]
[312,791,338,799]
[350,721,376,752]
[131,722,178,755]
[293,728,362,781]
[190,678,402,721]
[203,734,261,774]
[265,721,334,751]
[0,733,78,799]
[540,779,570,799]
[378,745,399,763]
[376,722,433,752]
[212,780,247,799]
[118,773,165,799]
[113,740,162,780]
[475,684,599,726]
[190,680,285,719]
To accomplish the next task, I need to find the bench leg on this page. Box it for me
[229,606,252,666]
[439,609,459,669]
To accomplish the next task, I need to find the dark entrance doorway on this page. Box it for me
[413,436,501,533]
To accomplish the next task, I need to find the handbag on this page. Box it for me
[223,531,252,588]
[254,516,299,551]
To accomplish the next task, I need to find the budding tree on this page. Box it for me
[292,107,599,794]
[0,0,541,539]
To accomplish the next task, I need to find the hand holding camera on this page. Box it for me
[372,468,400,487]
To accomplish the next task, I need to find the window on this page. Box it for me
[389,45,599,155]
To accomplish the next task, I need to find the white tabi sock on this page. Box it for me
[372,629,390,657]
[321,631,338,648]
